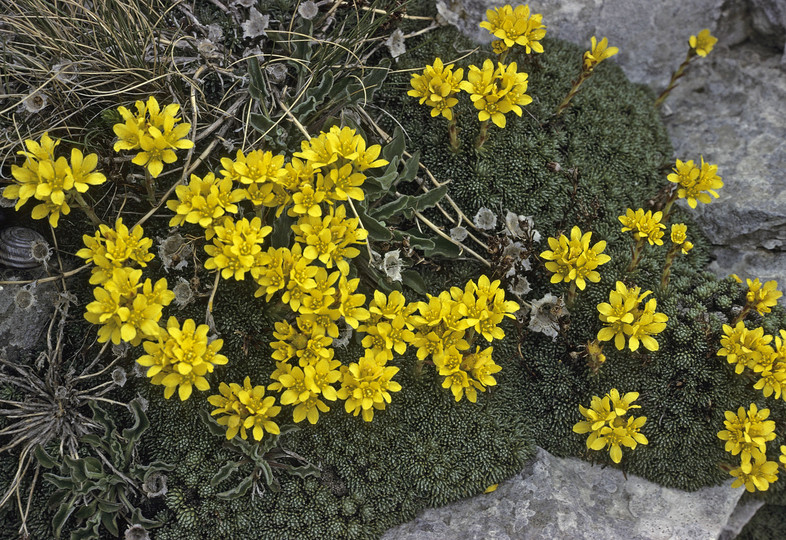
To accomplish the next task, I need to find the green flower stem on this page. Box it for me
[654,50,697,108]
[555,70,590,116]
[626,237,646,273]
[144,170,156,205]
[448,116,460,152]
[732,304,752,326]
[475,120,491,149]
[71,192,102,227]
[661,190,678,224]
[566,280,577,309]
[660,244,679,289]
[206,271,220,321]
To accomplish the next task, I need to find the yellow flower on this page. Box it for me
[717,404,776,461]
[167,172,244,235]
[132,127,178,178]
[138,317,228,400]
[730,454,779,492]
[479,4,546,54]
[408,57,464,121]
[667,157,723,208]
[618,208,666,245]
[85,268,174,346]
[76,218,154,285]
[689,29,717,57]
[459,59,531,128]
[208,377,280,440]
[276,366,332,424]
[625,298,668,352]
[203,216,272,281]
[336,350,401,422]
[746,278,782,316]
[114,96,193,178]
[5,133,106,228]
[463,345,502,393]
[540,226,611,290]
[337,275,369,329]
[717,322,773,374]
[583,36,619,71]
[68,148,107,193]
[670,223,687,244]
[597,282,666,351]
[574,390,647,463]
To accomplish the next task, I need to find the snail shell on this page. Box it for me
[0,227,47,269]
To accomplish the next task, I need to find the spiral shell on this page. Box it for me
[0,227,47,269]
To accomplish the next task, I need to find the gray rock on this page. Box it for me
[749,0,786,51]
[0,277,57,361]
[662,40,786,288]
[383,447,744,540]
[718,497,765,540]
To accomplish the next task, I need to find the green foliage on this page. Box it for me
[36,399,172,539]
[246,1,397,153]
[199,410,319,499]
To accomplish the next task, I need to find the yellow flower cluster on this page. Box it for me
[268,316,345,424]
[112,96,194,177]
[667,157,723,209]
[80,218,174,346]
[540,225,611,290]
[407,58,464,120]
[203,216,273,281]
[136,317,228,400]
[4,132,106,227]
[291,205,368,276]
[208,377,281,440]
[717,404,779,492]
[409,276,518,401]
[84,267,174,346]
[597,281,668,352]
[167,172,245,238]
[336,350,402,422]
[718,323,786,400]
[460,59,533,129]
[583,36,619,71]
[76,218,154,285]
[479,4,546,55]
[573,389,648,463]
[619,208,666,246]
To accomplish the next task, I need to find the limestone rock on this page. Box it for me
[383,447,744,540]
[748,0,786,51]
[718,498,765,540]
[662,41,786,287]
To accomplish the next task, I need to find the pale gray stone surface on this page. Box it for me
[0,277,56,360]
[663,39,786,286]
[718,498,765,540]
[383,447,745,540]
